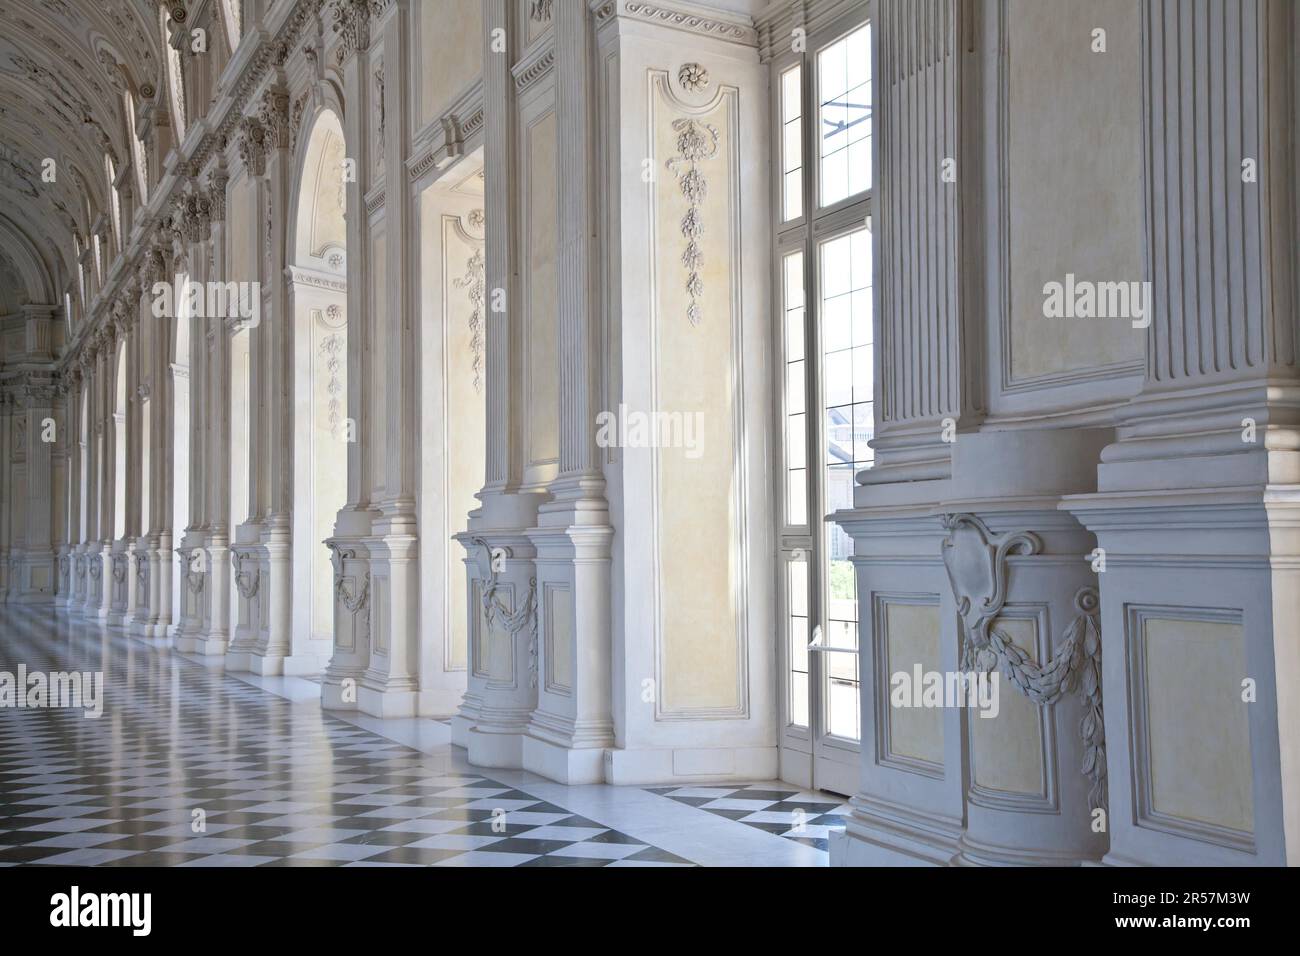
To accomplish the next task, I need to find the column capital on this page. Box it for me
[258,88,292,151]
[206,169,228,223]
[237,114,270,177]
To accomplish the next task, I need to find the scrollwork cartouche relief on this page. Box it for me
[941,514,1107,811]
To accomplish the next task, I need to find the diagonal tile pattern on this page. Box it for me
[646,783,851,851]
[0,608,695,867]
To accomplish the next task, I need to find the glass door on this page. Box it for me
[775,16,873,798]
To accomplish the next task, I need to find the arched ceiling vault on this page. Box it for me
[0,0,163,297]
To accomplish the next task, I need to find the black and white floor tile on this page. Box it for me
[0,606,831,867]
[646,783,851,851]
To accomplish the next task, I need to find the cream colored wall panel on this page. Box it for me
[652,75,743,716]
[883,600,943,767]
[310,307,347,639]
[443,215,485,671]
[1143,616,1254,834]
[546,584,574,693]
[970,615,1045,796]
[1006,0,1144,383]
[418,0,484,128]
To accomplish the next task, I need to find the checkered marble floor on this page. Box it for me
[646,783,851,851]
[0,608,694,867]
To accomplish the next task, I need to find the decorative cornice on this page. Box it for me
[513,44,556,94]
[607,0,758,46]
[287,265,348,294]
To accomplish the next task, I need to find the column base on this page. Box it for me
[232,648,329,676]
[321,667,365,708]
[521,734,607,785]
[357,684,419,719]
[829,798,964,867]
[195,635,229,656]
[465,726,525,769]
[953,832,1091,867]
[417,686,466,718]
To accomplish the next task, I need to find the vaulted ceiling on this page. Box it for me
[0,0,164,309]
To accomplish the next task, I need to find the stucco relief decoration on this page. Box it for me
[259,90,291,151]
[331,0,380,64]
[472,538,539,689]
[264,191,274,277]
[530,0,554,21]
[207,173,228,223]
[289,93,308,153]
[666,118,719,327]
[238,115,269,177]
[454,245,486,394]
[135,552,148,601]
[183,549,206,594]
[373,62,386,166]
[328,544,370,640]
[319,322,345,436]
[678,62,709,94]
[231,550,259,600]
[941,514,1107,811]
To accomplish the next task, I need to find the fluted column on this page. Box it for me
[323,0,381,703]
[0,390,13,604]
[176,200,212,648]
[94,331,114,619]
[1065,0,1300,866]
[351,0,423,716]
[522,0,615,782]
[450,0,542,768]
[862,0,984,486]
[61,369,82,609]
[831,0,989,865]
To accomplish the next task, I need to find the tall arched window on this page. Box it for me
[106,154,122,254]
[220,0,242,52]
[74,235,86,307]
[161,9,187,140]
[125,91,148,201]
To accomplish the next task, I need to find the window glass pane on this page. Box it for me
[787,411,806,469]
[816,223,872,744]
[828,672,860,739]
[787,361,806,416]
[788,556,810,728]
[782,65,801,123]
[818,23,872,207]
[782,119,801,174]
[780,65,803,220]
[787,468,807,526]
[783,250,808,527]
[785,305,805,361]
[784,172,803,221]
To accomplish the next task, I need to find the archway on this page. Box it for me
[416,156,487,713]
[289,108,348,659]
[113,342,127,541]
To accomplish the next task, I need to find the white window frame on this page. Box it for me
[771,2,874,786]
